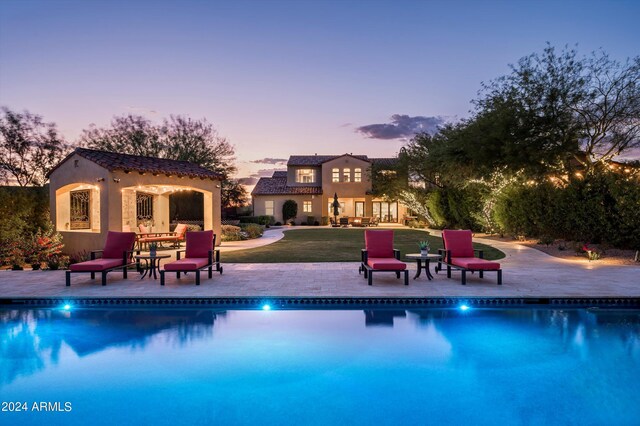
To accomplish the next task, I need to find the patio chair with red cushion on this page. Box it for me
[160,230,222,286]
[437,229,502,285]
[66,231,138,286]
[359,230,408,286]
[165,223,188,248]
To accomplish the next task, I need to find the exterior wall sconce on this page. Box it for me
[96,177,105,182]
[113,178,121,183]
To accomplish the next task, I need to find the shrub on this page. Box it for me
[0,186,50,267]
[240,223,263,239]
[221,225,243,242]
[186,224,202,232]
[493,173,640,249]
[47,254,70,270]
[427,186,483,231]
[274,221,282,226]
[282,200,298,222]
[306,216,315,225]
[321,216,329,226]
[6,242,24,270]
[313,221,320,226]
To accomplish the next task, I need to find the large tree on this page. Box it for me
[80,113,237,177]
[80,113,244,206]
[478,45,640,175]
[0,107,69,186]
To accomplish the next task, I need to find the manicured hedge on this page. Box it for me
[493,174,640,248]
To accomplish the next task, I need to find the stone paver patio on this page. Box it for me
[0,233,638,299]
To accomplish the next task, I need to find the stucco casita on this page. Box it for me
[47,148,222,255]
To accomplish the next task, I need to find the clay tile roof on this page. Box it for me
[48,148,224,180]
[287,154,370,166]
[251,176,323,196]
[370,157,399,168]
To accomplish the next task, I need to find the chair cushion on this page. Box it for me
[174,223,188,238]
[367,258,407,271]
[164,258,210,271]
[185,230,214,258]
[365,230,395,258]
[442,230,475,258]
[70,258,124,272]
[451,257,501,271]
[102,231,136,259]
[142,236,170,243]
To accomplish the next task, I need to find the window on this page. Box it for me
[372,201,398,222]
[136,192,154,223]
[343,168,351,182]
[355,201,364,217]
[303,201,312,213]
[265,200,274,216]
[332,168,339,182]
[354,168,362,182]
[70,190,91,229]
[296,169,315,183]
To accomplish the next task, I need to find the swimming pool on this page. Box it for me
[1,306,639,425]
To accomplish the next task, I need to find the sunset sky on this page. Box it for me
[1,0,639,183]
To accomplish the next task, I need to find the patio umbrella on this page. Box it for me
[332,193,340,226]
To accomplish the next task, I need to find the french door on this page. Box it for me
[372,201,398,222]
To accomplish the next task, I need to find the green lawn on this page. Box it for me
[223,228,505,263]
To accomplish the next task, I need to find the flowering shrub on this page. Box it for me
[582,243,601,261]
[5,242,25,270]
[22,223,64,269]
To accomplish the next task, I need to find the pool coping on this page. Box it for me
[3,296,640,309]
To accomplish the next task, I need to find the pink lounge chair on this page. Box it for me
[165,223,188,248]
[160,230,222,285]
[66,231,138,286]
[359,230,408,286]
[437,229,502,285]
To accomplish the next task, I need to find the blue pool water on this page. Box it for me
[1,307,639,425]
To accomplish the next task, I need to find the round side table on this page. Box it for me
[135,254,171,280]
[405,253,442,280]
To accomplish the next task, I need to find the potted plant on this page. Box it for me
[419,240,430,256]
[149,242,158,257]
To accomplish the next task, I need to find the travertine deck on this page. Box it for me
[1,236,638,299]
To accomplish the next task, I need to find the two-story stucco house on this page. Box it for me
[251,154,408,224]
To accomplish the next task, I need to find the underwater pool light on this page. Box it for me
[262,304,271,311]
[62,304,72,311]
[459,304,470,311]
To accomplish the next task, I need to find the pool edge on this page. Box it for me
[2,296,639,309]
